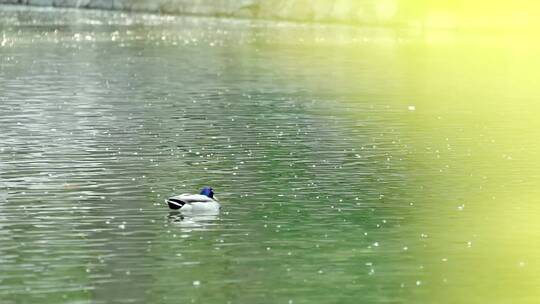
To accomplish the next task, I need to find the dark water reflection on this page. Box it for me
[1,6,540,304]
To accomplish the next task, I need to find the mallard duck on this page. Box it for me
[166,187,220,213]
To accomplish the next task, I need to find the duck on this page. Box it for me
[166,187,220,213]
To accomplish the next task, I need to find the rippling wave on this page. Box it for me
[1,6,540,304]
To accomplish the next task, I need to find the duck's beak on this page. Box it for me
[213,195,219,201]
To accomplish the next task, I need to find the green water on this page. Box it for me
[1,6,540,304]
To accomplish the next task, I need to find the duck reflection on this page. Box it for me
[167,211,220,231]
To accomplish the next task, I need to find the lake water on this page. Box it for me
[1,6,540,304]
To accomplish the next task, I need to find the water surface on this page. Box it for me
[1,6,540,304]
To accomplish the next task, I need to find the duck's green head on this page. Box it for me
[200,187,214,198]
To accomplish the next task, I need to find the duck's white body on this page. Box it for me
[166,193,220,214]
